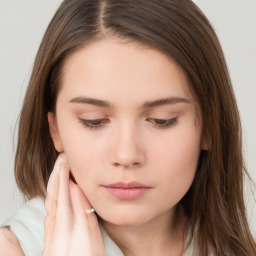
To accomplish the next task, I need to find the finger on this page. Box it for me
[47,158,73,254]
[70,180,105,243]
[55,159,73,234]
[44,153,67,254]
[70,180,106,254]
[70,180,96,228]
[45,153,66,215]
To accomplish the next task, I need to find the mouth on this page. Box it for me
[102,181,151,200]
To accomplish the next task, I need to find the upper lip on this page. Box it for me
[104,181,150,188]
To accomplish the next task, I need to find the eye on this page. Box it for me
[79,118,109,130]
[147,117,177,129]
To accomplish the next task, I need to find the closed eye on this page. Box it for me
[79,118,109,129]
[147,117,177,129]
[79,117,178,130]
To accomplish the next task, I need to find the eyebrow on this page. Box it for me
[69,97,111,107]
[143,97,191,108]
[69,96,191,108]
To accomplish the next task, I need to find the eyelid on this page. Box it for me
[147,117,178,129]
[78,112,107,119]
[79,118,109,129]
[78,116,178,130]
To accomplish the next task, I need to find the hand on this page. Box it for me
[42,154,106,256]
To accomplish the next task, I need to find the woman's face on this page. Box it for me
[48,38,203,226]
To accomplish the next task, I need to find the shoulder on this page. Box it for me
[0,227,24,256]
[0,197,46,255]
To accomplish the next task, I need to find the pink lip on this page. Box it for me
[103,182,151,200]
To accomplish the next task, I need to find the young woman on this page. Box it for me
[0,0,255,255]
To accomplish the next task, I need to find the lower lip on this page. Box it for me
[103,186,150,200]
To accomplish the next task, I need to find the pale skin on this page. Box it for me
[0,37,206,255]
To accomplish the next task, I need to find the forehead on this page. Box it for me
[59,37,193,103]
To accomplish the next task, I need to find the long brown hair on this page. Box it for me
[15,0,256,255]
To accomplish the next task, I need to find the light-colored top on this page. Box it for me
[1,197,195,256]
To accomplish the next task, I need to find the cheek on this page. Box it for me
[152,125,201,168]
[57,123,103,182]
[63,140,101,175]
[150,125,201,199]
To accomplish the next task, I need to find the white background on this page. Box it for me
[0,0,255,236]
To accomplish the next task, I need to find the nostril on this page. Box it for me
[112,161,141,168]
[110,144,146,168]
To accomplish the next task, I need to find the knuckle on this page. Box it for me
[61,160,69,169]
[44,214,54,225]
[44,197,50,209]
[56,201,71,213]
[45,196,56,214]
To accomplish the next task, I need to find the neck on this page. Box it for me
[101,206,188,256]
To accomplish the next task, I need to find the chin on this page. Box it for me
[98,208,156,227]
[102,217,148,227]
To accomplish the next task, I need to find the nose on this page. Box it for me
[110,123,146,169]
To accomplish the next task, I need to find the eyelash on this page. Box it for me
[79,118,109,130]
[79,117,178,130]
[146,117,177,129]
